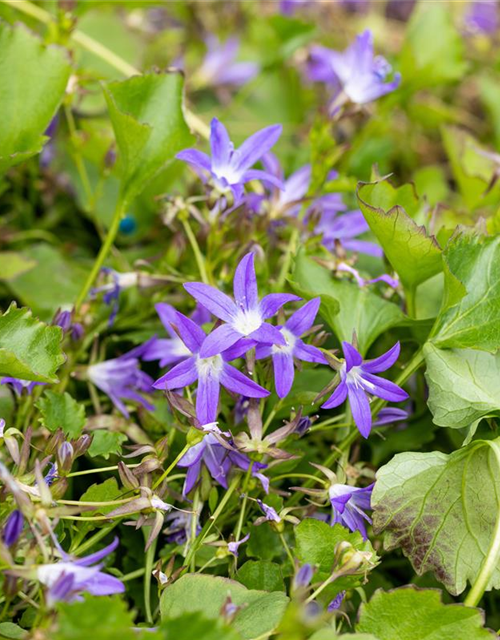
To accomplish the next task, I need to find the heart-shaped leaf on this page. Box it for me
[103,72,194,205]
[0,22,71,172]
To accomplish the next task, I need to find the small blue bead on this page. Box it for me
[119,215,137,235]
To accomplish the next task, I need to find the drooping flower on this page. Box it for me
[329,483,373,539]
[153,309,269,424]
[87,342,155,418]
[164,510,201,545]
[196,36,259,88]
[177,433,268,495]
[255,298,328,398]
[53,309,84,341]
[328,591,346,611]
[184,252,300,358]
[1,378,45,396]
[142,303,210,368]
[374,407,409,426]
[308,30,401,110]
[322,342,408,438]
[33,537,125,606]
[91,268,138,326]
[227,533,250,557]
[256,500,281,523]
[336,263,398,289]
[2,510,24,547]
[176,118,283,203]
[464,1,499,35]
[316,207,383,258]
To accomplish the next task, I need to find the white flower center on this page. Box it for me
[231,308,262,336]
[345,365,375,393]
[272,327,296,355]
[196,354,224,379]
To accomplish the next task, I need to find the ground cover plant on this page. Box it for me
[1,0,500,638]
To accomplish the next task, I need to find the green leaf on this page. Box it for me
[88,431,127,459]
[160,574,289,640]
[237,560,285,592]
[442,126,500,210]
[0,22,71,171]
[0,304,64,383]
[291,251,406,355]
[37,391,86,438]
[295,519,375,574]
[158,613,241,640]
[431,232,500,352]
[6,244,87,321]
[54,596,136,640]
[356,587,494,640]
[80,478,122,515]
[0,622,27,639]
[400,5,467,88]
[103,72,194,204]
[424,343,500,429]
[357,180,442,290]
[372,439,500,595]
[0,253,36,281]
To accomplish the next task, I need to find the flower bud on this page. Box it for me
[3,510,23,547]
[50,477,68,500]
[57,442,74,474]
[74,434,93,458]
[118,461,139,490]
[293,563,314,590]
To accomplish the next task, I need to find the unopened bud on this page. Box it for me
[57,442,74,474]
[50,477,68,500]
[118,461,139,490]
[74,434,92,458]
[2,510,24,547]
[334,541,372,575]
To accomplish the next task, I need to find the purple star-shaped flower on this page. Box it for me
[309,30,401,109]
[142,303,210,368]
[322,341,408,438]
[87,342,155,418]
[255,298,327,398]
[176,118,283,202]
[152,310,269,424]
[1,377,45,396]
[184,252,300,359]
[329,483,373,539]
[465,1,499,35]
[34,537,124,606]
[228,533,250,557]
[198,36,259,88]
[178,433,268,495]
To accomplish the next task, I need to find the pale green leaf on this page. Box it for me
[424,343,500,429]
[0,304,64,383]
[0,253,36,281]
[88,432,127,459]
[372,439,500,595]
[160,574,289,640]
[291,251,406,355]
[37,391,86,438]
[0,22,71,171]
[103,72,194,204]
[357,180,442,290]
[431,232,500,352]
[356,587,494,640]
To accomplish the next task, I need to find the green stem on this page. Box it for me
[464,440,500,606]
[67,463,141,478]
[276,227,299,291]
[121,568,145,582]
[234,466,253,542]
[144,534,157,625]
[305,572,340,604]
[181,217,210,285]
[74,197,126,312]
[279,531,295,567]
[152,443,191,490]
[190,490,201,572]
[70,523,118,555]
[184,476,239,570]
[0,0,210,140]
[405,285,417,319]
